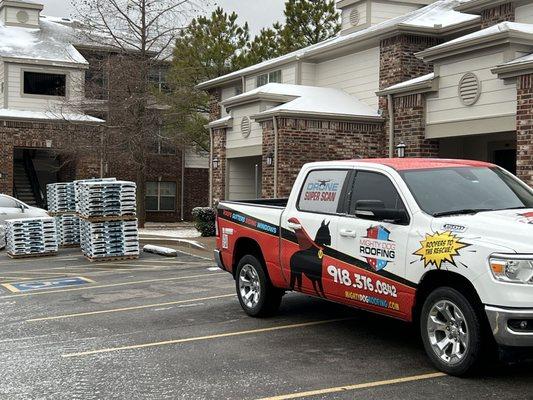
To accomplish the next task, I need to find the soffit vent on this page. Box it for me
[349,8,360,26]
[458,72,481,106]
[241,116,251,138]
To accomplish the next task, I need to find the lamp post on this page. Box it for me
[396,142,406,158]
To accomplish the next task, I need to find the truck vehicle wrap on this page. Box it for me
[214,158,533,375]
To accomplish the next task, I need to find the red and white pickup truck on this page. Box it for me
[214,158,533,375]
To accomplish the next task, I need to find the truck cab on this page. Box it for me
[215,158,533,376]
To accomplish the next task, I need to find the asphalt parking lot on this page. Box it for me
[1,248,532,400]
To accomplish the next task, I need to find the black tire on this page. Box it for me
[235,255,283,317]
[420,287,483,376]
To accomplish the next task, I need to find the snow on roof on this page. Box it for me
[240,83,381,120]
[207,115,232,128]
[0,108,104,123]
[499,52,533,67]
[379,72,435,93]
[198,0,478,89]
[0,18,87,65]
[422,21,533,53]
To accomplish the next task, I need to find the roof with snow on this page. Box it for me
[377,72,436,95]
[0,18,87,66]
[0,108,104,123]
[227,83,382,121]
[197,0,479,90]
[418,21,533,60]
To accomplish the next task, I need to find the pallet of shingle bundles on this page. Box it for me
[5,217,58,258]
[78,180,136,221]
[47,182,76,215]
[80,219,139,261]
[74,178,116,214]
[55,214,80,247]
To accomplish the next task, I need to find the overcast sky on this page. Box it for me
[39,0,286,36]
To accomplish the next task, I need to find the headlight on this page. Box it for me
[489,256,533,284]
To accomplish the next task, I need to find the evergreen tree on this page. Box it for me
[166,8,251,151]
[242,23,283,65]
[279,0,341,53]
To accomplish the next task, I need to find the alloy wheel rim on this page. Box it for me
[239,264,261,309]
[427,299,469,365]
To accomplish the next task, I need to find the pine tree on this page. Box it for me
[166,8,251,151]
[279,0,340,53]
[242,23,283,65]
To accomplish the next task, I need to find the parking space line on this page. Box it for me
[256,372,447,400]
[27,293,236,322]
[62,318,352,358]
[0,272,226,299]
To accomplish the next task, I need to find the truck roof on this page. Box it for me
[354,158,494,171]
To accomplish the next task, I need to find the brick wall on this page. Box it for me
[480,3,515,28]
[212,128,226,203]
[0,120,102,195]
[392,94,439,158]
[516,74,533,187]
[183,167,209,220]
[261,118,383,198]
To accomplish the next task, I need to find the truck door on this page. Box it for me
[332,169,415,319]
[280,168,351,299]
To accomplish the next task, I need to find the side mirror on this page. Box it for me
[18,203,25,213]
[354,200,409,224]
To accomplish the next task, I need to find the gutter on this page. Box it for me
[252,110,384,123]
[376,77,437,96]
[181,149,185,221]
[388,94,394,158]
[273,116,279,198]
[491,60,533,78]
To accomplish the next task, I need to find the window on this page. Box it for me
[401,167,533,216]
[0,196,19,208]
[23,71,66,96]
[149,67,169,93]
[349,171,406,215]
[146,181,177,211]
[150,127,176,155]
[298,169,349,214]
[256,70,282,87]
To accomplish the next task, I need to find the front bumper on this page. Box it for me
[214,249,226,271]
[485,306,533,347]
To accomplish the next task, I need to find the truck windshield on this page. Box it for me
[400,167,533,217]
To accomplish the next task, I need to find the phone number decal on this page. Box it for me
[327,265,400,310]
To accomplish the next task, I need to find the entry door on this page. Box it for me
[280,169,351,299]
[333,170,412,317]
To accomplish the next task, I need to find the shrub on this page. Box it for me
[192,207,216,237]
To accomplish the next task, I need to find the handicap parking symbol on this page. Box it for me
[2,277,94,293]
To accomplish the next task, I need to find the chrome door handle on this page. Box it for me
[339,229,357,238]
[287,221,302,230]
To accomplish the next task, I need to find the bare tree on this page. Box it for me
[67,0,205,227]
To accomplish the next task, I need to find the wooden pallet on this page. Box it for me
[79,215,137,223]
[7,251,58,259]
[60,244,81,249]
[84,254,139,263]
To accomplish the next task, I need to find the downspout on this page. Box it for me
[273,116,279,198]
[208,128,213,206]
[387,94,394,158]
[180,148,185,221]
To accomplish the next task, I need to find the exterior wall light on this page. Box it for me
[266,152,274,166]
[212,157,220,169]
[396,142,407,158]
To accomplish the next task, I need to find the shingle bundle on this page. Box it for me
[80,219,139,259]
[78,181,136,220]
[74,178,116,214]
[5,217,58,258]
[47,182,76,214]
[55,214,80,247]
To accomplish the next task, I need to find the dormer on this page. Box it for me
[338,0,436,35]
[0,0,43,28]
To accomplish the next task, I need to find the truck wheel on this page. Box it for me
[235,255,283,318]
[420,287,483,376]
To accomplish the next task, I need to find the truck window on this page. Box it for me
[349,171,406,215]
[298,169,349,214]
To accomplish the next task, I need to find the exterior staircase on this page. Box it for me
[13,162,38,206]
